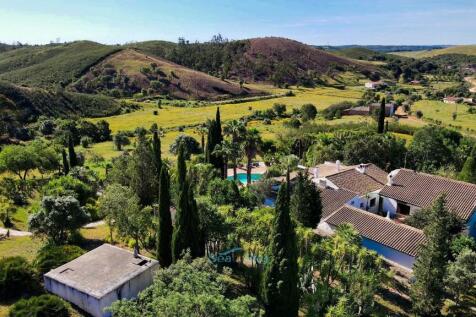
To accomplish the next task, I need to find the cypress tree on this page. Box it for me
[459,147,476,184]
[291,172,322,228]
[411,195,453,316]
[157,166,173,267]
[263,183,299,317]
[377,97,386,134]
[62,149,69,175]
[68,135,78,167]
[128,134,157,206]
[172,143,202,261]
[177,142,187,187]
[152,130,162,180]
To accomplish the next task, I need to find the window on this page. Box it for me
[369,198,376,207]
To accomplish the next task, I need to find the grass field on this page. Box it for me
[412,100,476,132]
[390,45,476,58]
[90,87,362,133]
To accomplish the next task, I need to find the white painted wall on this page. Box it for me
[44,265,158,317]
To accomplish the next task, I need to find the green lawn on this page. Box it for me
[0,237,44,262]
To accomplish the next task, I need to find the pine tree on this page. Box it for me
[263,183,299,317]
[205,108,225,176]
[291,172,322,228]
[377,97,386,134]
[68,135,78,167]
[152,130,162,180]
[172,144,202,262]
[157,166,173,267]
[411,195,453,316]
[459,147,476,184]
[62,149,69,175]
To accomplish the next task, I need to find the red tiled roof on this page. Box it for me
[326,164,388,195]
[324,205,426,257]
[380,169,476,221]
[320,188,357,218]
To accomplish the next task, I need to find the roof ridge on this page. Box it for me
[339,205,425,234]
[398,168,476,189]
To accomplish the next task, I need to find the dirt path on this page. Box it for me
[0,227,32,237]
[465,76,476,93]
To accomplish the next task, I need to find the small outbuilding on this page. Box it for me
[44,244,158,317]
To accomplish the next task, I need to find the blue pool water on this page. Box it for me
[227,173,263,184]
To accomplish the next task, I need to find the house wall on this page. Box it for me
[348,191,381,213]
[378,196,423,217]
[45,264,158,317]
[98,267,158,317]
[467,210,476,239]
[361,237,416,269]
[44,277,102,317]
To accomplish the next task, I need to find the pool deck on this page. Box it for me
[226,163,267,178]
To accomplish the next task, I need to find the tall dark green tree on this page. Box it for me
[68,135,78,167]
[459,147,476,184]
[128,134,158,206]
[206,108,225,177]
[377,97,386,134]
[291,172,322,228]
[62,149,69,175]
[411,195,454,316]
[157,166,173,267]
[172,144,202,262]
[262,183,299,317]
[152,130,162,181]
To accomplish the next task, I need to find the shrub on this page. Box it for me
[80,136,92,148]
[9,294,70,317]
[153,110,158,115]
[301,104,317,121]
[34,245,85,275]
[416,110,423,119]
[0,257,40,300]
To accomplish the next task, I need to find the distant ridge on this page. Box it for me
[320,45,451,53]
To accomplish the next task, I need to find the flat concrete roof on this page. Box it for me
[44,244,158,299]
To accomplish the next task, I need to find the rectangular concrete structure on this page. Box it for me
[44,244,158,317]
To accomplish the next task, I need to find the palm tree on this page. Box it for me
[224,120,246,180]
[195,124,208,154]
[242,128,262,185]
[212,139,236,179]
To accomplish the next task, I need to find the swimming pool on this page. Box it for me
[227,173,263,184]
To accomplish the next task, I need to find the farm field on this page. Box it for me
[412,99,476,133]
[90,86,363,133]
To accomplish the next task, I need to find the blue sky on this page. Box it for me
[1,0,475,45]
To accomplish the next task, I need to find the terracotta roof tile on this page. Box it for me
[326,164,387,195]
[321,188,357,218]
[380,169,476,221]
[324,205,426,257]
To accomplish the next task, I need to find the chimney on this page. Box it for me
[356,163,368,174]
[313,167,319,179]
[336,160,341,172]
[387,174,394,186]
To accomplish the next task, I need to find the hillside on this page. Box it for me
[0,41,119,88]
[391,45,476,58]
[0,81,121,124]
[330,47,389,61]
[132,37,381,85]
[71,49,262,100]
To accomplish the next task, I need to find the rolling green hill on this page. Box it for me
[0,41,119,88]
[71,49,263,100]
[0,81,121,123]
[390,45,476,58]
